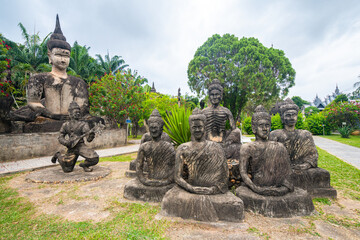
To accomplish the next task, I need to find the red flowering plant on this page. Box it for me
[0,34,13,97]
[89,69,147,128]
[323,101,360,130]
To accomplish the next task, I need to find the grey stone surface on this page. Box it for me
[124,178,174,202]
[161,186,244,222]
[25,165,110,183]
[0,129,126,162]
[235,186,314,218]
[313,136,360,170]
[0,141,139,176]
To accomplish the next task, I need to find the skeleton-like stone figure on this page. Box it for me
[202,79,236,143]
[124,109,175,202]
[161,108,244,222]
[235,105,314,217]
[9,15,92,124]
[51,102,100,173]
[269,98,337,198]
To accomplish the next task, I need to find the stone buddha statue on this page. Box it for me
[236,105,314,217]
[9,15,92,128]
[202,79,236,143]
[161,108,244,222]
[123,109,176,202]
[269,98,337,198]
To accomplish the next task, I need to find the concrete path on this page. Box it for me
[313,136,360,170]
[0,141,141,176]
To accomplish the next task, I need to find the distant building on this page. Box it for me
[150,82,157,93]
[313,85,342,110]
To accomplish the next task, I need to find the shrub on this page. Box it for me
[242,116,253,135]
[163,106,191,147]
[295,112,305,129]
[323,101,360,129]
[305,113,331,135]
[338,126,351,138]
[305,106,320,117]
[271,113,283,131]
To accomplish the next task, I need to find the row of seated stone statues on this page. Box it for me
[9,15,335,221]
[124,79,336,221]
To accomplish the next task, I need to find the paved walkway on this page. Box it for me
[313,136,360,169]
[0,141,141,176]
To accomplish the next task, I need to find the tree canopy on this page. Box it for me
[187,34,296,121]
[291,96,310,109]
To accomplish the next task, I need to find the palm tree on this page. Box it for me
[96,52,128,75]
[68,41,100,83]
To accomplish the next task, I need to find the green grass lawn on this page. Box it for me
[1,148,359,239]
[320,134,360,148]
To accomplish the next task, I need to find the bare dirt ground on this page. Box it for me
[8,161,360,240]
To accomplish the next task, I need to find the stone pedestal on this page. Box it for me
[161,186,244,222]
[125,159,148,178]
[124,178,174,202]
[291,167,337,198]
[26,165,111,183]
[235,186,314,218]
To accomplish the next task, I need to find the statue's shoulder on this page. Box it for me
[177,142,191,151]
[220,106,232,114]
[29,72,51,83]
[269,129,285,139]
[296,129,313,139]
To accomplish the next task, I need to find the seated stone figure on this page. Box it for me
[51,102,101,173]
[202,79,236,144]
[269,98,337,198]
[126,130,171,178]
[161,108,244,222]
[236,106,314,217]
[123,109,175,202]
[9,15,101,132]
[223,128,242,187]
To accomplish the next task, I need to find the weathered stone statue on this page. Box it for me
[269,98,337,198]
[124,109,175,202]
[51,101,101,173]
[9,15,99,132]
[235,106,314,217]
[202,79,236,143]
[223,128,242,187]
[161,108,244,222]
[126,128,171,178]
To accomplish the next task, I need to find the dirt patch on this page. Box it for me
[8,162,360,239]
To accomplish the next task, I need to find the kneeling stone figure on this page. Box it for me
[161,108,244,222]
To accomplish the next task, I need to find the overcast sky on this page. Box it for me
[1,0,360,102]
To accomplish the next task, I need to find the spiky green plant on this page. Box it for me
[163,106,191,147]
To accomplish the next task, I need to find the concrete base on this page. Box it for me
[123,178,174,202]
[0,129,126,162]
[161,186,244,222]
[26,165,110,184]
[235,186,314,218]
[291,167,337,198]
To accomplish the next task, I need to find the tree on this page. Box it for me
[305,106,320,117]
[291,96,310,109]
[351,75,360,99]
[333,94,348,104]
[67,41,102,84]
[188,34,295,122]
[89,70,147,134]
[96,52,128,75]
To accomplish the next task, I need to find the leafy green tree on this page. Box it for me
[350,75,360,99]
[68,41,100,83]
[291,96,310,109]
[305,106,320,117]
[188,34,295,122]
[96,52,128,75]
[323,101,360,129]
[333,94,348,104]
[89,70,147,131]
